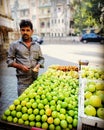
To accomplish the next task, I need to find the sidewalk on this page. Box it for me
[0,59,18,117]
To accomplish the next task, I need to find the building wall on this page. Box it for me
[0,0,13,60]
[9,0,72,37]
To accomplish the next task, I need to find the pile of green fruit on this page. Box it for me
[84,80,104,119]
[1,67,79,130]
[81,66,104,80]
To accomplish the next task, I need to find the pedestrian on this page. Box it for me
[7,19,44,96]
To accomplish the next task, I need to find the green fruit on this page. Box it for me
[9,104,15,110]
[73,118,78,127]
[89,95,102,107]
[38,103,44,109]
[53,118,60,125]
[13,117,18,123]
[88,84,96,92]
[4,109,11,116]
[84,105,96,116]
[1,114,7,121]
[52,111,57,118]
[49,124,55,130]
[29,121,35,127]
[66,116,73,123]
[7,116,13,122]
[21,100,27,106]
[95,82,104,90]
[32,102,37,109]
[40,109,45,115]
[22,114,28,121]
[22,106,27,113]
[33,108,39,115]
[29,114,35,121]
[84,99,90,106]
[60,120,67,129]
[84,91,92,99]
[24,120,29,125]
[41,115,47,122]
[27,108,33,114]
[36,122,41,128]
[16,112,22,118]
[58,114,65,120]
[11,110,16,117]
[68,110,74,116]
[16,104,22,111]
[14,99,20,105]
[55,125,61,130]
[97,108,104,119]
[61,102,67,108]
[42,122,48,129]
[18,118,24,124]
[60,108,66,114]
[35,115,41,121]
[26,102,32,108]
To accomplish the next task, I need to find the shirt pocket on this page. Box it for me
[32,51,39,60]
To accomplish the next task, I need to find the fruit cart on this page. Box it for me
[0,65,79,130]
[0,120,44,130]
[0,65,104,130]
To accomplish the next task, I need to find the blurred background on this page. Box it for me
[0,0,104,59]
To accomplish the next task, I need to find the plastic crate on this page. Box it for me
[77,79,104,130]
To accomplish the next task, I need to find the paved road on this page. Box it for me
[0,39,104,118]
[40,40,104,74]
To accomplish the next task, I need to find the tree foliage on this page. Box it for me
[72,0,104,33]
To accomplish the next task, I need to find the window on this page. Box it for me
[55,19,56,24]
[31,0,35,6]
[20,9,29,17]
[57,7,61,12]
[47,9,50,14]
[47,22,50,28]
[62,19,64,23]
[32,15,36,20]
[40,22,45,28]
[51,19,53,24]
[58,19,60,23]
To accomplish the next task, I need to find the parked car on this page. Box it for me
[80,33,104,44]
[32,35,44,44]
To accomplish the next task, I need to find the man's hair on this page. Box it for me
[19,19,33,30]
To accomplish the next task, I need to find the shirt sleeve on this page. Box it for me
[6,42,16,67]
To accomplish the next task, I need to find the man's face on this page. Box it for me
[20,26,33,41]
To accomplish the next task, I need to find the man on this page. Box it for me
[7,20,44,96]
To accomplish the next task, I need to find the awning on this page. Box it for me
[0,25,13,32]
[0,15,14,32]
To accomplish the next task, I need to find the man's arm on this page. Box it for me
[11,62,30,72]
[7,42,30,72]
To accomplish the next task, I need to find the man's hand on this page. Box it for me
[33,64,40,72]
[20,65,30,72]
[11,62,30,72]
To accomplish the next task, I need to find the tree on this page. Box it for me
[72,0,104,34]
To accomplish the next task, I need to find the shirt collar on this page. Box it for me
[18,37,36,45]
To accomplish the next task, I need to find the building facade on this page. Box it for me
[10,0,73,37]
[0,0,13,60]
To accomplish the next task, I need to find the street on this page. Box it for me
[40,39,104,74]
[0,39,104,118]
